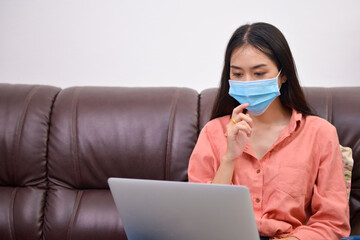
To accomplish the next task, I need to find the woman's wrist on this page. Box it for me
[221,152,238,164]
[212,155,238,184]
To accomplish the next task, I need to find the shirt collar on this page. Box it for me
[287,108,303,134]
[233,108,303,159]
[223,108,303,138]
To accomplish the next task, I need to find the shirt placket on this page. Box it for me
[243,144,264,218]
[252,156,263,216]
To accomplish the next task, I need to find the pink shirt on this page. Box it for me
[188,109,350,239]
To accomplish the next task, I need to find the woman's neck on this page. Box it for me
[249,98,292,126]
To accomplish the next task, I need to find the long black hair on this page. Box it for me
[211,22,314,120]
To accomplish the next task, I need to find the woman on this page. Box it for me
[188,22,350,240]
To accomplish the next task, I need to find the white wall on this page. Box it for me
[0,0,359,92]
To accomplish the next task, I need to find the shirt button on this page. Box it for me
[256,169,261,174]
[255,198,261,203]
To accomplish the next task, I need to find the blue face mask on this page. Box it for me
[228,70,282,116]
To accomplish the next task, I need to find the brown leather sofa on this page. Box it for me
[0,83,359,240]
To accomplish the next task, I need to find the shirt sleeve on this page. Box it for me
[291,125,351,240]
[188,124,220,184]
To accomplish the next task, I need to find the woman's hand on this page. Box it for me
[223,103,253,162]
[212,103,253,185]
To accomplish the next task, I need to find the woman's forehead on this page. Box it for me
[230,45,275,69]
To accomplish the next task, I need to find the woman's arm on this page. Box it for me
[211,156,237,184]
[213,103,253,184]
[189,104,253,184]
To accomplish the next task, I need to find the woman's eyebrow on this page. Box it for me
[230,64,267,70]
[230,65,242,70]
[252,64,267,69]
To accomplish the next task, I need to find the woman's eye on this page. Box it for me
[232,73,243,77]
[255,72,265,76]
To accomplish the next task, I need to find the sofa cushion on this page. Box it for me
[45,87,199,240]
[342,145,354,199]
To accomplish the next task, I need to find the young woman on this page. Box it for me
[188,22,350,240]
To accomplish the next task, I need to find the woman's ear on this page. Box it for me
[280,73,287,84]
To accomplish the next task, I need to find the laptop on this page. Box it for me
[108,177,260,240]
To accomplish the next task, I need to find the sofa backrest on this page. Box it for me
[0,84,60,240]
[44,86,198,240]
[1,84,359,239]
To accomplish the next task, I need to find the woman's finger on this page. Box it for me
[232,113,254,128]
[236,123,252,137]
[229,121,252,137]
[232,103,249,116]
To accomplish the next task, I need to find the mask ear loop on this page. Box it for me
[277,68,283,90]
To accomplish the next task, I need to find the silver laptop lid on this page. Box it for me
[108,177,260,240]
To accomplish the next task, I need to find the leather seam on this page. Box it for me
[66,190,84,240]
[41,87,61,240]
[11,86,39,185]
[71,88,81,188]
[164,88,180,180]
[325,88,329,120]
[328,88,333,123]
[325,88,333,122]
[9,187,18,240]
[197,91,201,136]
